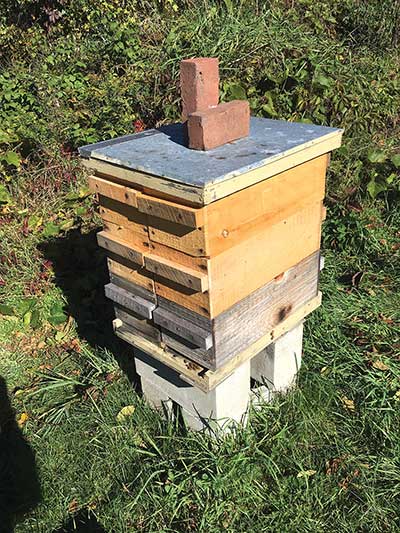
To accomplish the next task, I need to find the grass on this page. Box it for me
[1,0,400,531]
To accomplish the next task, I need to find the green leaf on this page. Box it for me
[27,215,43,232]
[313,72,333,90]
[23,311,32,327]
[65,188,91,201]
[262,92,278,117]
[367,150,387,164]
[49,302,68,325]
[367,179,387,199]
[17,298,36,316]
[74,206,86,216]
[0,304,15,316]
[386,173,396,185]
[225,83,247,100]
[4,151,20,167]
[0,183,11,204]
[60,218,74,231]
[390,154,400,168]
[43,223,61,237]
[30,309,41,329]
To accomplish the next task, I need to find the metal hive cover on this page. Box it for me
[79,117,342,188]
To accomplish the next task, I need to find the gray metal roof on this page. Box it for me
[79,117,342,188]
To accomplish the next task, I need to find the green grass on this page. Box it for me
[1,0,400,531]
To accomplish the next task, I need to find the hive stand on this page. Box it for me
[135,322,304,434]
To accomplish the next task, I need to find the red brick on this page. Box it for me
[187,100,250,151]
[180,58,219,121]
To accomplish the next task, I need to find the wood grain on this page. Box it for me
[207,200,322,316]
[144,253,208,292]
[137,193,204,228]
[105,283,156,319]
[107,258,155,295]
[113,303,160,342]
[97,231,144,266]
[113,292,322,391]
[89,175,138,207]
[153,307,213,349]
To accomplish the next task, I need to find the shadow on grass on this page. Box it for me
[52,510,106,533]
[0,376,41,533]
[39,228,138,385]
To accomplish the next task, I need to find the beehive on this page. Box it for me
[80,117,342,384]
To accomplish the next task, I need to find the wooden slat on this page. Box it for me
[137,193,204,228]
[108,257,155,294]
[160,329,214,369]
[102,221,149,250]
[153,307,213,349]
[105,283,156,319]
[98,199,148,233]
[82,158,204,205]
[203,136,342,205]
[88,175,138,207]
[109,271,156,303]
[97,231,144,266]
[144,253,208,292]
[113,292,322,392]
[147,219,206,257]
[114,304,160,342]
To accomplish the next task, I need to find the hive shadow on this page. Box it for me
[39,227,139,385]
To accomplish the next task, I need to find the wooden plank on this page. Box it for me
[113,292,322,392]
[105,283,156,319]
[160,329,215,369]
[98,197,149,232]
[88,175,138,207]
[108,257,155,294]
[137,193,204,228]
[154,278,210,317]
[208,200,322,317]
[102,221,149,250]
[144,253,208,292]
[114,304,160,342]
[109,271,156,303]
[82,158,204,205]
[147,219,206,257]
[153,307,213,349]
[155,251,319,370]
[207,292,322,389]
[157,296,212,331]
[97,231,144,266]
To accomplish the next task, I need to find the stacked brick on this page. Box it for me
[79,58,343,433]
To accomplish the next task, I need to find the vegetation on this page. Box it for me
[0,1,399,531]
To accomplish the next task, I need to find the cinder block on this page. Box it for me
[188,100,250,151]
[251,322,304,393]
[180,58,219,121]
[135,349,250,433]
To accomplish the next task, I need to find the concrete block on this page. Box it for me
[188,100,250,151]
[251,322,304,393]
[180,58,219,121]
[134,349,250,433]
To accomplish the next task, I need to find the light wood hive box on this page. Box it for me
[80,118,343,378]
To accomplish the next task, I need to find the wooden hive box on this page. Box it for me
[80,117,342,372]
